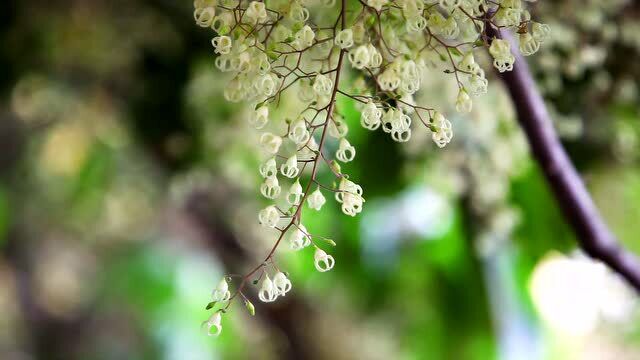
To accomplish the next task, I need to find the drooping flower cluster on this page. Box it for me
[193,0,547,334]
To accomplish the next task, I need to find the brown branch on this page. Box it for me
[178,189,319,360]
[487,28,640,292]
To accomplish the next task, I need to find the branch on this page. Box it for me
[179,189,317,360]
[488,29,640,292]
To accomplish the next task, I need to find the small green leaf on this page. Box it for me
[205,301,217,310]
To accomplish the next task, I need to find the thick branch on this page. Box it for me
[489,29,640,292]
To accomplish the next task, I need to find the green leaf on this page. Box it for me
[205,301,217,310]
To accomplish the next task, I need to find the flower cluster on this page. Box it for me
[193,0,547,334]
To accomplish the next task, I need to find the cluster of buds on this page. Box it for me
[193,0,547,335]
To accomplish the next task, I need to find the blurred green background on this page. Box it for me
[1,1,640,359]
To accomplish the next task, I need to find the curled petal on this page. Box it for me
[314,248,335,272]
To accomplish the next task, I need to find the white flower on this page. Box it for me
[256,74,278,97]
[259,157,277,178]
[335,178,364,216]
[377,69,401,91]
[468,73,488,95]
[342,191,364,216]
[298,136,318,160]
[258,205,280,227]
[193,0,215,9]
[260,133,283,154]
[245,1,267,23]
[194,7,216,27]
[289,224,311,251]
[336,138,356,162]
[463,0,484,16]
[328,116,349,138]
[401,0,424,14]
[260,175,281,199]
[360,101,382,130]
[335,29,354,49]
[519,33,540,56]
[440,0,462,11]
[271,24,291,43]
[215,54,233,73]
[287,179,304,205]
[314,248,335,272]
[289,2,309,22]
[258,274,278,302]
[427,12,447,35]
[280,155,299,178]
[211,278,231,302]
[313,74,333,97]
[298,79,315,102]
[531,22,550,42]
[399,60,421,94]
[367,0,388,11]
[294,25,315,50]
[382,108,412,142]
[273,272,292,296]
[288,120,310,145]
[204,312,222,336]
[441,16,460,39]
[211,36,232,55]
[211,11,233,33]
[489,39,515,73]
[231,51,251,73]
[459,52,480,74]
[495,4,523,27]
[348,45,370,69]
[307,187,326,210]
[352,22,366,43]
[455,88,472,113]
[406,16,427,33]
[250,106,269,129]
[255,53,271,75]
[367,44,383,67]
[431,112,453,148]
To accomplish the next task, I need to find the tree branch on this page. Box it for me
[488,29,640,292]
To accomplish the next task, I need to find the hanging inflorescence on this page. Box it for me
[194,0,549,336]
